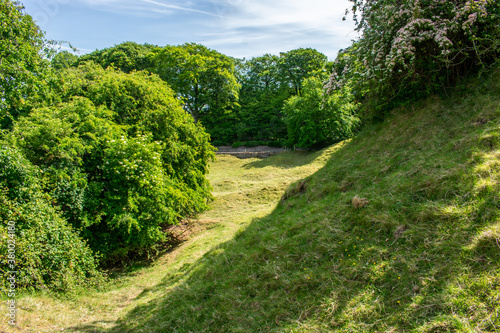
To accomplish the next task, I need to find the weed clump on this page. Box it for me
[352,195,369,208]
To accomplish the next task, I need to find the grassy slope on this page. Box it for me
[108,70,500,332]
[5,70,500,332]
[5,146,337,332]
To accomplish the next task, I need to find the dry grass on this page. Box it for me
[351,195,370,209]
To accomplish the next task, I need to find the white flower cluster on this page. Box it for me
[328,0,498,98]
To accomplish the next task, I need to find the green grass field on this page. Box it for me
[5,142,338,332]
[4,69,500,332]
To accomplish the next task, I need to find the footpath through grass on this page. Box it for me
[4,69,500,332]
[3,146,337,332]
[108,70,499,332]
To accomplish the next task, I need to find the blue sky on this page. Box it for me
[20,0,357,60]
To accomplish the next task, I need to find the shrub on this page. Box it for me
[332,0,500,119]
[245,141,264,148]
[231,141,245,148]
[0,145,104,292]
[283,77,360,149]
[266,141,283,148]
[7,65,215,261]
[211,140,228,147]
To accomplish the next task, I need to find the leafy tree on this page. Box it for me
[8,64,215,261]
[73,43,240,143]
[237,54,289,142]
[147,43,240,126]
[51,50,79,71]
[77,41,154,73]
[236,49,330,143]
[278,48,328,96]
[0,0,54,128]
[283,77,360,149]
[337,0,500,119]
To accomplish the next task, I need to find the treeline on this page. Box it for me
[53,0,500,149]
[52,42,361,149]
[1,0,499,293]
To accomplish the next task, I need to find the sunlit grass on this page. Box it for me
[3,69,500,332]
[3,144,337,332]
[101,69,499,333]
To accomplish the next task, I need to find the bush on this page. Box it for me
[245,141,265,147]
[334,0,500,119]
[0,145,104,292]
[283,77,360,149]
[231,141,245,148]
[211,140,228,147]
[266,141,283,148]
[7,65,215,262]
[84,134,194,259]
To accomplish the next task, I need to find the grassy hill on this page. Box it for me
[7,143,337,332]
[110,70,500,332]
[7,69,500,332]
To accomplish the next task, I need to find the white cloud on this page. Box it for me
[213,0,350,29]
[201,0,356,58]
[141,0,220,16]
[24,0,356,59]
[77,0,219,17]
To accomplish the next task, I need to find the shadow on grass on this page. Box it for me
[65,321,116,332]
[68,75,500,332]
[242,148,332,170]
[102,236,186,281]
[97,200,492,332]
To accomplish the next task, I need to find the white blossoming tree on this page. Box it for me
[330,0,500,119]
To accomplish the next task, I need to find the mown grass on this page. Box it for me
[104,69,499,332]
[4,69,500,332]
[2,142,337,332]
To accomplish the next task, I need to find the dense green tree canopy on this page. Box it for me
[283,77,360,149]
[69,42,241,143]
[7,64,215,261]
[51,50,79,71]
[58,42,337,146]
[147,43,240,125]
[236,54,288,142]
[77,41,154,73]
[236,49,330,144]
[0,0,53,128]
[278,48,329,96]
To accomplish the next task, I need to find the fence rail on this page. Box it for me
[215,146,288,159]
